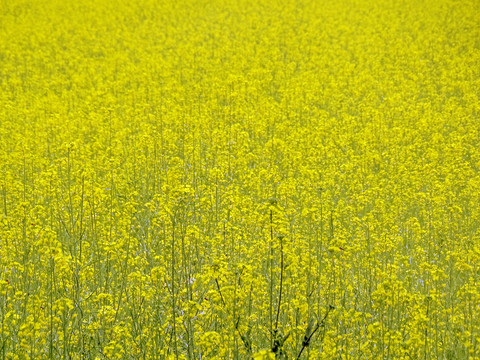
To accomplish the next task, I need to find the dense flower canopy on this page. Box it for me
[0,0,479,359]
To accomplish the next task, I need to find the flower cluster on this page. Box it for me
[0,0,479,358]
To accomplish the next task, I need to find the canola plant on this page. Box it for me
[0,0,479,358]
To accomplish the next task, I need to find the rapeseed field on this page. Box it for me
[1,0,479,358]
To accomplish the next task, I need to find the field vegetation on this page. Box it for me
[1,0,479,358]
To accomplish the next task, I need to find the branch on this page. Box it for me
[296,305,334,360]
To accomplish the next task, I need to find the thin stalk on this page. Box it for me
[269,209,274,348]
[275,235,284,332]
[1,287,5,360]
[171,218,178,359]
[49,257,55,359]
[79,175,85,262]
